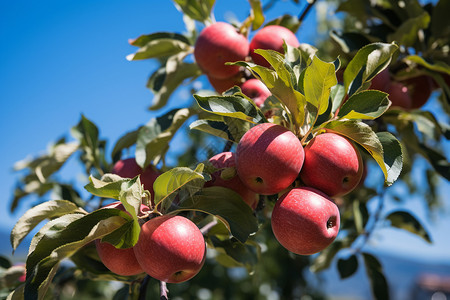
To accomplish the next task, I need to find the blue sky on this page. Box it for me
[1,0,449,265]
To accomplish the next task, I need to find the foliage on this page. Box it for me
[4,0,448,299]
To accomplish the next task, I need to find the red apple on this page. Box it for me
[206,152,259,209]
[300,132,363,197]
[369,69,390,91]
[194,22,249,79]
[249,25,300,68]
[235,123,304,195]
[386,81,412,109]
[207,73,243,94]
[403,75,433,109]
[133,215,206,283]
[95,202,150,276]
[112,158,160,201]
[271,187,340,255]
[241,78,271,107]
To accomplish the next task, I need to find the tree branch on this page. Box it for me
[138,275,151,300]
[298,0,317,23]
[200,219,218,235]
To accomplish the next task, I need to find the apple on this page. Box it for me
[194,22,249,79]
[271,187,340,255]
[133,215,206,283]
[241,78,271,107]
[112,158,160,201]
[403,75,433,109]
[300,132,363,197]
[369,69,390,91]
[249,25,300,68]
[235,122,304,195]
[206,152,259,209]
[207,73,243,94]
[386,81,412,109]
[95,202,150,276]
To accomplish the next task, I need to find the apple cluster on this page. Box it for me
[194,22,300,106]
[207,122,364,256]
[95,158,206,283]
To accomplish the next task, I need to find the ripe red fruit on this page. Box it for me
[112,158,160,201]
[386,81,412,110]
[235,123,304,195]
[207,73,243,94]
[404,75,433,109]
[95,202,150,276]
[249,25,300,68]
[241,78,271,107]
[133,215,206,283]
[370,69,390,91]
[300,132,363,197]
[194,22,249,79]
[206,152,259,209]
[271,187,340,255]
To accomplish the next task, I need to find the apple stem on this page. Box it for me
[160,281,169,300]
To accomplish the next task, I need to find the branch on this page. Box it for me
[298,0,317,24]
[138,275,151,300]
[200,219,218,235]
[160,281,169,300]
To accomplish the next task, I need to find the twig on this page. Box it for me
[298,0,317,24]
[223,140,233,152]
[138,275,150,300]
[160,281,169,300]
[200,219,218,235]
[353,186,387,254]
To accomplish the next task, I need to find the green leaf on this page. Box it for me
[265,14,300,33]
[330,84,346,113]
[153,164,206,212]
[194,93,266,124]
[210,236,259,273]
[233,57,305,129]
[136,108,195,168]
[304,55,337,116]
[176,186,259,243]
[386,210,432,243]
[337,254,359,279]
[126,34,191,61]
[172,0,215,22]
[84,174,144,241]
[129,32,191,48]
[25,209,133,300]
[10,200,86,251]
[330,30,372,53]
[0,255,12,269]
[71,114,104,172]
[362,253,390,300]
[147,53,202,110]
[405,55,450,75]
[376,132,403,185]
[431,0,450,39]
[13,141,79,183]
[344,43,398,96]
[110,129,139,161]
[338,90,390,120]
[249,0,264,30]
[388,12,430,47]
[324,120,401,186]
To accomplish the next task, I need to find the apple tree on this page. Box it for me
[2,0,449,299]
